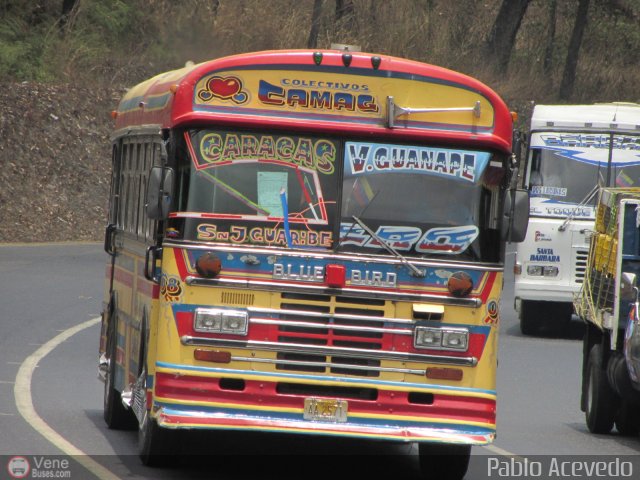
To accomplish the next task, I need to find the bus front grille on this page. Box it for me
[248,292,410,378]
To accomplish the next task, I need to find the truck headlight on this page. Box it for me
[527,265,559,277]
[414,326,469,351]
[194,308,248,335]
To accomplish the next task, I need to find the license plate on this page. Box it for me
[303,397,348,423]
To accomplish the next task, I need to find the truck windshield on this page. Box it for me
[528,132,640,219]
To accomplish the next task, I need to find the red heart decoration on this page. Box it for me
[208,77,241,98]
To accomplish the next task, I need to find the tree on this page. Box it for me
[485,0,531,74]
[307,0,323,49]
[335,0,355,30]
[60,0,78,31]
[543,0,557,74]
[559,0,590,100]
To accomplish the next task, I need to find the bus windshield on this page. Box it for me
[173,131,504,259]
[174,130,339,248]
[528,132,640,219]
[338,141,501,260]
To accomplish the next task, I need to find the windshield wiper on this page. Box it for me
[558,183,600,232]
[352,216,425,278]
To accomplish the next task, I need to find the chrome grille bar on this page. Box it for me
[230,355,426,375]
[248,306,415,326]
[181,336,478,366]
[251,318,413,335]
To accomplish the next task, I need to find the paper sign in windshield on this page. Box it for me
[346,142,490,183]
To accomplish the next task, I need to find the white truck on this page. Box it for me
[514,103,640,335]
[574,188,640,435]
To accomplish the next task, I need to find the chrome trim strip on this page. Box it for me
[249,306,416,325]
[186,276,481,307]
[251,318,413,335]
[181,336,478,367]
[230,355,426,375]
[164,241,503,273]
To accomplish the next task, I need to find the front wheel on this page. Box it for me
[138,410,177,467]
[137,362,178,467]
[585,343,618,434]
[418,443,471,480]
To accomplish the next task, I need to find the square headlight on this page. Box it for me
[414,327,443,349]
[414,326,469,351]
[527,265,543,276]
[221,312,249,335]
[194,309,248,335]
[442,330,469,350]
[543,266,559,277]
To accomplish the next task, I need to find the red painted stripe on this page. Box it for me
[113,267,134,288]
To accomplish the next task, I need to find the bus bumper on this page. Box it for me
[150,367,496,445]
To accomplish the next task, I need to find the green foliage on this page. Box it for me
[0,14,48,81]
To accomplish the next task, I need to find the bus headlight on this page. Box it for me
[527,265,559,277]
[414,326,469,351]
[194,308,249,335]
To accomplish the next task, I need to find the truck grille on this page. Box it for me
[574,248,589,284]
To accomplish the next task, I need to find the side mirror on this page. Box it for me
[621,272,638,301]
[146,166,174,220]
[502,188,529,243]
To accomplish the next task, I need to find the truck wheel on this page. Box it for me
[519,300,541,335]
[585,343,618,434]
[615,401,640,436]
[418,443,471,480]
[103,316,136,430]
[520,301,572,336]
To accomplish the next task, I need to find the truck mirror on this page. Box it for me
[146,166,174,220]
[621,272,638,301]
[502,188,529,243]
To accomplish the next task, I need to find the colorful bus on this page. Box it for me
[99,48,527,478]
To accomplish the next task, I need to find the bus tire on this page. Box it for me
[139,410,177,467]
[137,358,178,467]
[615,401,640,436]
[418,443,471,480]
[103,316,136,430]
[585,343,617,434]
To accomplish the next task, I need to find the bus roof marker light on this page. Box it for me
[196,252,222,278]
[342,54,352,67]
[313,52,323,65]
[371,56,381,70]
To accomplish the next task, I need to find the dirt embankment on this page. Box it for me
[0,82,121,243]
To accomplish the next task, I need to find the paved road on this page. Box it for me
[0,244,638,479]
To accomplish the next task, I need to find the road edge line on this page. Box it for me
[14,316,120,480]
